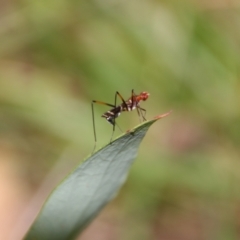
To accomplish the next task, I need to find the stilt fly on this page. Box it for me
[91,89,150,152]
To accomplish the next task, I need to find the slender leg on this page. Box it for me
[110,91,127,143]
[131,89,143,122]
[91,100,116,153]
[111,92,118,142]
[110,118,115,143]
[110,92,118,144]
[91,101,97,153]
[139,107,147,121]
[136,107,142,123]
[116,91,128,109]
[91,91,128,152]
[92,100,115,108]
[131,89,134,110]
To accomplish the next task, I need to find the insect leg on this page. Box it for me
[131,89,139,110]
[131,89,143,122]
[110,91,126,143]
[138,107,147,121]
[91,101,97,153]
[91,100,116,153]
[115,91,128,109]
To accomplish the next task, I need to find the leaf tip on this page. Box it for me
[154,110,172,120]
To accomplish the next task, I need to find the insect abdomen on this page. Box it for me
[102,106,122,125]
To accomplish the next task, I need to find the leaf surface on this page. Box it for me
[24,112,171,240]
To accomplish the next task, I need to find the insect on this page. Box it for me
[91,89,150,152]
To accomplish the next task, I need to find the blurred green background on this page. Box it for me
[1,0,240,239]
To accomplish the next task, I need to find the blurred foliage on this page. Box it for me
[1,0,240,239]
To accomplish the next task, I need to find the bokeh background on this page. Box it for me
[1,0,240,239]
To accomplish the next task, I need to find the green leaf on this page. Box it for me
[24,111,171,240]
